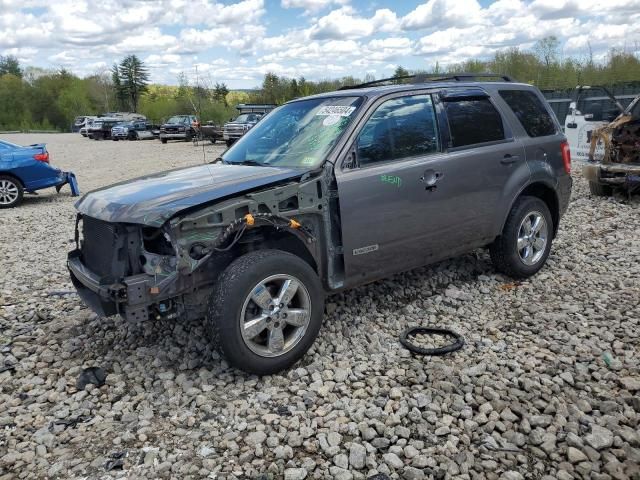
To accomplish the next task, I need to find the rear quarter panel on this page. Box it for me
[489,86,572,230]
[5,151,62,190]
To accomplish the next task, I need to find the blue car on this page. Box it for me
[0,139,79,208]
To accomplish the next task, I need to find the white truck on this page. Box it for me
[562,86,640,195]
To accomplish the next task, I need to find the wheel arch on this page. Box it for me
[227,225,319,275]
[503,182,560,237]
[0,172,25,187]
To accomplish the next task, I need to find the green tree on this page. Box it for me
[213,82,230,105]
[111,64,127,110]
[114,55,149,112]
[0,55,22,77]
[392,65,410,83]
[534,36,560,69]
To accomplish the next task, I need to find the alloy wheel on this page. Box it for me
[0,179,19,205]
[240,274,311,358]
[517,211,548,266]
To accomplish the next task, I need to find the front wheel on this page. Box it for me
[160,138,167,144]
[0,175,24,208]
[225,140,234,147]
[490,196,553,278]
[205,250,324,375]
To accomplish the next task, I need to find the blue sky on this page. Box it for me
[1,0,639,88]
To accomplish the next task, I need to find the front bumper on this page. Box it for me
[583,162,640,186]
[160,132,187,140]
[111,132,129,139]
[223,131,244,140]
[68,251,153,322]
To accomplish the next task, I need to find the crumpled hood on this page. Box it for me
[75,164,306,226]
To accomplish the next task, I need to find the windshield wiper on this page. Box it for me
[237,160,265,167]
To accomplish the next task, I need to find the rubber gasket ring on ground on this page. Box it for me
[399,327,464,355]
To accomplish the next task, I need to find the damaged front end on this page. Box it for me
[67,173,327,323]
[584,99,640,192]
[67,215,186,322]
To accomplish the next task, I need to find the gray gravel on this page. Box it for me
[1,133,639,480]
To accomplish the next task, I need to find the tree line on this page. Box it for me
[1,38,640,131]
[0,54,239,131]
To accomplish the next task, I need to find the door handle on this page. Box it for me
[420,170,443,191]
[500,154,519,165]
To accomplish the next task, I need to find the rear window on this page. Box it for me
[499,90,557,137]
[444,98,505,148]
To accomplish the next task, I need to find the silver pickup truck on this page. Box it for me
[223,104,276,147]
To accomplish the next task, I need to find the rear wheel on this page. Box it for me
[490,196,553,278]
[589,181,612,197]
[0,175,24,208]
[205,249,324,375]
[226,140,234,147]
[161,138,167,144]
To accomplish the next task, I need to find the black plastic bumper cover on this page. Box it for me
[68,252,118,317]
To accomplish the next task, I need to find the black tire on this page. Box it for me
[490,196,553,279]
[589,181,612,196]
[0,175,24,208]
[112,138,118,141]
[205,249,324,375]
[161,138,167,144]
[226,140,234,147]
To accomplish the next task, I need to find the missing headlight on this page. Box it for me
[142,227,174,255]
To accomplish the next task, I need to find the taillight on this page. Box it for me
[33,152,49,163]
[560,141,571,174]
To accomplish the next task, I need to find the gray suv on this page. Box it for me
[68,74,572,374]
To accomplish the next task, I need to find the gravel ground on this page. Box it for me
[1,133,639,480]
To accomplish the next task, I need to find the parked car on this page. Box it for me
[223,104,275,147]
[73,116,96,134]
[0,139,79,208]
[582,92,640,195]
[68,74,572,374]
[79,117,98,137]
[88,118,121,140]
[159,115,198,143]
[111,120,152,141]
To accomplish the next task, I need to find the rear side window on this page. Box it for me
[444,98,505,148]
[499,90,557,137]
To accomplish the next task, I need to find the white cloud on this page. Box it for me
[179,0,266,26]
[401,0,483,30]
[281,0,349,13]
[1,0,640,87]
[308,6,399,40]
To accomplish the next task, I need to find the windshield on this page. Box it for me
[233,113,260,123]
[167,116,187,124]
[223,96,363,168]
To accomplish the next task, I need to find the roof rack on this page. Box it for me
[338,73,514,90]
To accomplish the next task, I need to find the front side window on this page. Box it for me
[223,96,363,168]
[500,90,557,137]
[444,98,505,148]
[356,94,439,166]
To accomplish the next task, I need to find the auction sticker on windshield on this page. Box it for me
[316,106,356,117]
